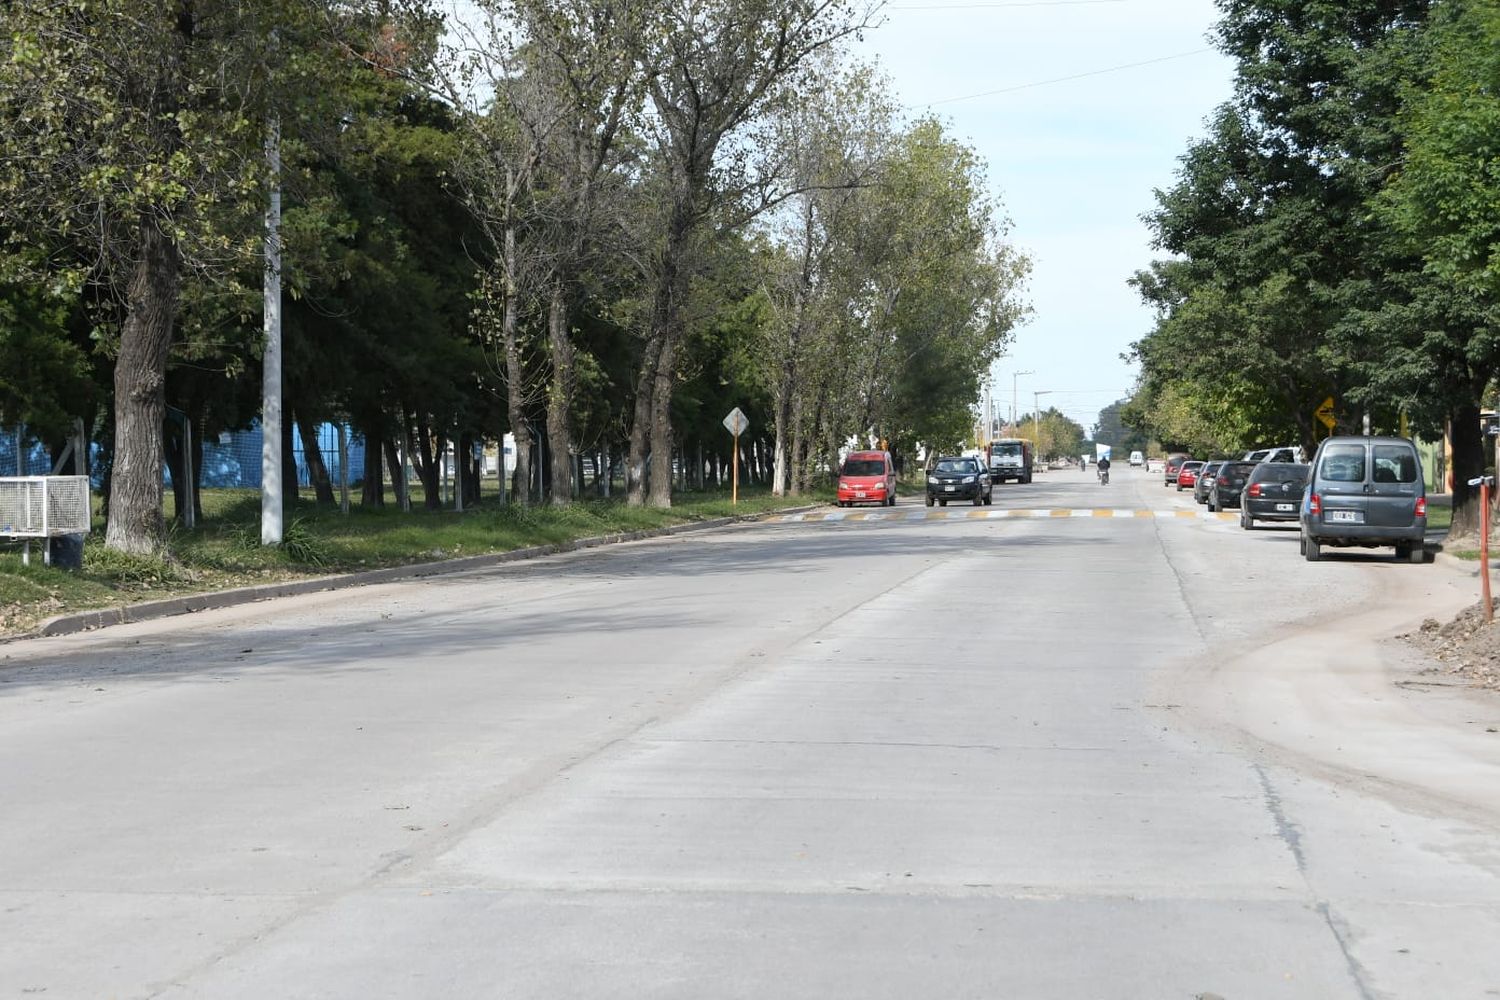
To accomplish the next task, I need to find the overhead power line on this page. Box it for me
[915,48,1213,107]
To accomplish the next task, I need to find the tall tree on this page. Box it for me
[626,0,871,507]
[0,1,357,552]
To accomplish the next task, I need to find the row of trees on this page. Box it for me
[0,0,1029,554]
[1125,0,1499,533]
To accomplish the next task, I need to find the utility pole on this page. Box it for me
[1034,390,1054,458]
[1011,370,1033,433]
[261,115,283,545]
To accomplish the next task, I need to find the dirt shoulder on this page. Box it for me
[1169,549,1500,827]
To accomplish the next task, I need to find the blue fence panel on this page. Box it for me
[169,422,364,490]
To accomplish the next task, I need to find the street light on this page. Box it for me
[1010,370,1033,432]
[1034,390,1054,458]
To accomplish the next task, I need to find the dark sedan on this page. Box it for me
[1206,461,1260,511]
[926,455,992,507]
[1240,462,1310,529]
[1193,461,1224,505]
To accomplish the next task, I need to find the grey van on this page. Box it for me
[1300,436,1427,563]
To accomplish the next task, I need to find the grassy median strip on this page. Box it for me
[0,486,829,637]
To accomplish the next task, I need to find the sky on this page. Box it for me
[853,0,1236,434]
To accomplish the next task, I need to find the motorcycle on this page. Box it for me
[1097,467,1110,485]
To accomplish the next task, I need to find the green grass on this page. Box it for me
[0,484,830,636]
[1427,504,1453,533]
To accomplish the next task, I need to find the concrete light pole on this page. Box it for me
[1034,390,1054,458]
[261,115,283,545]
[1011,370,1033,433]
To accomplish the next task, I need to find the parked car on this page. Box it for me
[1164,453,1191,486]
[1300,436,1427,563]
[1193,461,1223,503]
[926,455,992,507]
[1240,462,1309,529]
[836,450,897,508]
[1243,445,1303,463]
[1176,460,1204,491]
[1206,461,1259,511]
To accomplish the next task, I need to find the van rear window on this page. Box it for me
[1372,445,1418,484]
[1320,445,1366,483]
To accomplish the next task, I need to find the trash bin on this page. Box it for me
[48,532,84,571]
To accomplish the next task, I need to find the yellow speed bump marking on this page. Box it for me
[763,508,1240,524]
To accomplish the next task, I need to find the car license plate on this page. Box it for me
[1276,503,1294,512]
[944,485,955,492]
[1329,509,1363,523]
[855,491,866,498]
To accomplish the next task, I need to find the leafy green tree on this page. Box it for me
[626,0,871,507]
[0,1,356,552]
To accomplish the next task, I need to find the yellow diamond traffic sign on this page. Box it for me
[1314,396,1336,431]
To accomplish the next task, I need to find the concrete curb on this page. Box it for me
[29,504,824,640]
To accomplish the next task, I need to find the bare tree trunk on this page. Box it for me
[297,413,336,506]
[772,382,791,496]
[105,219,178,554]
[361,421,384,507]
[382,438,405,509]
[1449,400,1487,539]
[412,418,443,510]
[164,416,188,525]
[627,334,661,505]
[647,336,677,507]
[546,283,575,505]
[789,390,807,496]
[503,224,532,505]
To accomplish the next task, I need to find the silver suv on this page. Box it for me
[1300,436,1427,563]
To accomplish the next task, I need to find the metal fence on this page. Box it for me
[185,422,365,490]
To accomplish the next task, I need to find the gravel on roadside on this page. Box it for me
[1404,600,1500,691]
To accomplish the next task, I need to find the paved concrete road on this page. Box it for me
[4,468,1499,998]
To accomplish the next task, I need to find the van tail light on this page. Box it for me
[1415,496,1426,517]
[1309,493,1321,515]
[1248,483,1262,498]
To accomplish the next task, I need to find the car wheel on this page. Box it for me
[984,492,993,506]
[1241,507,1253,530]
[889,493,897,507]
[1303,534,1321,562]
[925,495,934,508]
[1410,545,1426,564]
[939,499,947,507]
[1207,495,1216,512]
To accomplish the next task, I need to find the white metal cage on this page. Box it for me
[0,476,91,538]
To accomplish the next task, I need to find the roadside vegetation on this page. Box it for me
[1118,1,1500,539]
[0,486,828,637]
[0,0,1028,564]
